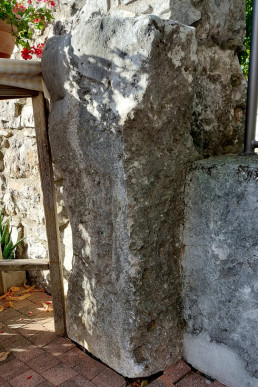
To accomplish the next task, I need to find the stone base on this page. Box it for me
[1,270,26,294]
[183,155,258,387]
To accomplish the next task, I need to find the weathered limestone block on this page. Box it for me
[191,46,246,156]
[109,0,245,50]
[183,156,258,387]
[110,0,201,24]
[42,14,198,376]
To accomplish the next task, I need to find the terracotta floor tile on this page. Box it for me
[43,337,76,357]
[43,363,78,386]
[19,303,45,316]
[0,308,24,324]
[73,357,107,380]
[0,323,19,343]
[165,360,191,384]
[59,374,95,387]
[27,352,60,373]
[92,367,126,387]
[1,332,32,351]
[0,376,12,386]
[29,331,57,347]
[0,357,30,380]
[57,347,92,368]
[12,299,35,311]
[149,375,176,387]
[37,382,55,387]
[29,293,52,305]
[176,372,211,387]
[8,369,45,387]
[17,322,47,337]
[13,345,45,362]
[41,319,55,332]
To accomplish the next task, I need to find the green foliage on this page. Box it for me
[0,212,24,260]
[241,0,253,78]
[0,0,54,49]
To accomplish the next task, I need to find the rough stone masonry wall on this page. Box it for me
[0,97,73,293]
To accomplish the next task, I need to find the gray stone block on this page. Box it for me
[183,155,258,387]
[42,14,198,377]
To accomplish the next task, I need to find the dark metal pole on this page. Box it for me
[244,0,258,154]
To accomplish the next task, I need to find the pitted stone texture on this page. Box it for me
[110,0,201,24]
[191,46,246,157]
[109,0,245,50]
[192,0,246,50]
[4,136,39,178]
[42,14,198,377]
[183,156,258,387]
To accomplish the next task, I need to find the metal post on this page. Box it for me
[244,0,258,154]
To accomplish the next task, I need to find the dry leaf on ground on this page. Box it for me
[0,352,10,361]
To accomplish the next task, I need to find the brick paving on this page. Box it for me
[0,291,228,386]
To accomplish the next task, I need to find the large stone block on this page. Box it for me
[42,14,198,377]
[183,156,258,387]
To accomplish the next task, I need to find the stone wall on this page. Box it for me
[0,96,73,292]
[183,156,258,387]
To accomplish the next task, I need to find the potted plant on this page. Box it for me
[0,0,55,59]
[0,212,25,294]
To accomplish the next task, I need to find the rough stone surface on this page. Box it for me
[183,156,258,387]
[191,46,246,157]
[42,14,198,377]
[63,0,246,157]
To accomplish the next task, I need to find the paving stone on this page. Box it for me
[17,322,46,337]
[211,382,228,387]
[164,360,191,383]
[43,337,76,356]
[8,369,45,387]
[29,331,57,347]
[1,332,32,351]
[41,319,55,332]
[0,308,24,324]
[92,367,126,387]
[0,323,19,343]
[19,303,45,316]
[29,293,52,305]
[43,363,78,386]
[176,372,211,387]
[73,356,107,380]
[0,357,30,380]
[27,352,60,373]
[37,382,55,387]
[149,374,175,387]
[11,299,35,311]
[59,374,96,386]
[57,347,92,368]
[0,376,12,386]
[13,345,45,362]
